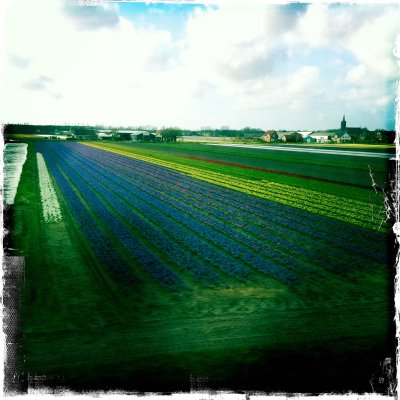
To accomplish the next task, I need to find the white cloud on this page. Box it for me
[9,53,31,69]
[181,4,281,84]
[233,66,324,111]
[288,4,399,115]
[345,64,368,87]
[180,5,326,113]
[63,2,121,31]
[291,4,361,48]
[287,66,322,96]
[339,8,400,109]
[347,9,399,78]
[0,0,192,126]
[22,75,54,91]
[0,0,398,130]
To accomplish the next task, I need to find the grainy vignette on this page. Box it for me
[1,2,399,400]
[395,32,400,400]
[2,256,25,395]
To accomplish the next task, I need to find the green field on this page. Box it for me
[93,141,394,186]
[7,141,396,394]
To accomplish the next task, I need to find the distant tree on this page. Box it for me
[361,130,377,144]
[159,127,182,143]
[379,130,396,144]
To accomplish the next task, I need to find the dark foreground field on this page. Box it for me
[5,141,396,394]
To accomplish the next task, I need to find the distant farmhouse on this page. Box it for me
[262,131,303,143]
[261,130,278,142]
[277,131,303,143]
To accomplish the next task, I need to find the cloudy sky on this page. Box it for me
[0,0,399,131]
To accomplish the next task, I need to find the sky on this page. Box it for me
[0,0,399,131]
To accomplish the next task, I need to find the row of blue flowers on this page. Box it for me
[70,143,388,277]
[77,142,388,263]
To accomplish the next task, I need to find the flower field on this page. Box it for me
[86,142,388,231]
[35,141,389,291]
[11,140,394,393]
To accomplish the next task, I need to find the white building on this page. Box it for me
[307,132,332,143]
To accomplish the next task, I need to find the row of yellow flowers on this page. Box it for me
[85,143,386,232]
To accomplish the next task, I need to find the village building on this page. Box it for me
[116,130,157,142]
[39,129,75,140]
[276,131,303,142]
[57,130,74,137]
[332,115,364,143]
[73,131,98,140]
[261,130,279,142]
[307,132,331,143]
[96,130,113,140]
[297,131,313,140]
[305,135,316,143]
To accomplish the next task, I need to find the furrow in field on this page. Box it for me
[84,142,385,232]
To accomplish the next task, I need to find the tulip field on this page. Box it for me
[9,140,395,393]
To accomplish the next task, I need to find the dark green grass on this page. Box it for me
[10,142,396,394]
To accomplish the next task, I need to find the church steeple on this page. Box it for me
[341,115,346,132]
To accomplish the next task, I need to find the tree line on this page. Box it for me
[3,123,395,144]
